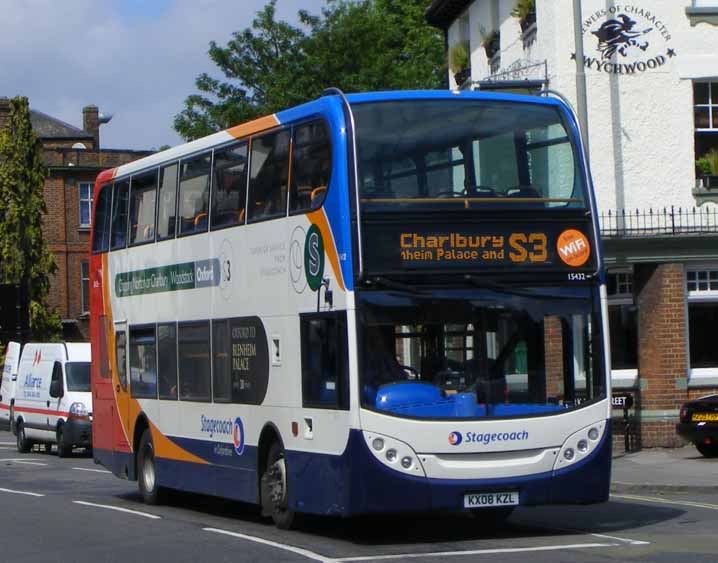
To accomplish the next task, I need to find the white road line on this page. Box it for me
[0,487,45,497]
[203,528,332,562]
[612,493,718,511]
[73,501,161,520]
[204,528,631,563]
[72,467,111,474]
[12,460,48,466]
[591,532,650,546]
[0,442,16,446]
[334,543,621,562]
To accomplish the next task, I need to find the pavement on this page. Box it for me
[611,445,718,494]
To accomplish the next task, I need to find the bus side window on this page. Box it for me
[178,153,212,236]
[211,143,248,230]
[92,183,112,253]
[300,312,349,410]
[98,315,111,379]
[247,129,290,223]
[128,170,158,246]
[178,321,211,402]
[129,326,157,399]
[157,323,178,400]
[115,331,127,391]
[212,319,231,402]
[110,180,130,250]
[290,120,331,214]
[157,163,178,240]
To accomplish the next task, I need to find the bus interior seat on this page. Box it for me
[506,186,543,208]
[310,185,327,205]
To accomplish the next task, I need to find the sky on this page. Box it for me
[0,0,328,150]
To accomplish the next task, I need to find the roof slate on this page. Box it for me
[29,109,93,140]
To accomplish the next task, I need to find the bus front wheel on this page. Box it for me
[138,429,165,505]
[262,442,296,530]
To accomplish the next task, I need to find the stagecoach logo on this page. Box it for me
[576,5,676,74]
[289,226,308,294]
[233,417,245,456]
[448,431,463,446]
[304,224,325,292]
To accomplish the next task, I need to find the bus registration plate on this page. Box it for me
[464,492,518,508]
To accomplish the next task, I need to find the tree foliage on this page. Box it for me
[174,0,445,140]
[0,97,62,340]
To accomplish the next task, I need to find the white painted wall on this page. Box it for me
[446,0,718,212]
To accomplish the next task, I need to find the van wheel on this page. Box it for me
[261,442,296,530]
[138,429,165,505]
[57,424,72,458]
[16,421,32,453]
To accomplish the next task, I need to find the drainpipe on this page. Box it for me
[572,0,590,156]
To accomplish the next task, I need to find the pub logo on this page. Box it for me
[576,5,676,74]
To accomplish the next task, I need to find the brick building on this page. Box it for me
[426,0,718,449]
[0,97,152,341]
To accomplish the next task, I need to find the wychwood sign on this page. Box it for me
[575,4,676,74]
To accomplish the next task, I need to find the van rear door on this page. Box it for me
[0,342,21,429]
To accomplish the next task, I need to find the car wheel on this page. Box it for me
[695,442,718,458]
[262,442,297,530]
[138,429,165,505]
[57,424,72,458]
[16,421,32,453]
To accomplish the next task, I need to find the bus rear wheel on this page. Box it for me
[138,429,165,505]
[262,442,296,530]
[16,421,32,453]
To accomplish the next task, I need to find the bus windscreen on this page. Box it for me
[353,99,585,211]
[358,286,605,419]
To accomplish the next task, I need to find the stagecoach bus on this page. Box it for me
[89,89,611,528]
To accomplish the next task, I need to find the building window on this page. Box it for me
[694,82,718,185]
[80,260,89,315]
[607,270,638,387]
[687,267,718,381]
[79,182,94,228]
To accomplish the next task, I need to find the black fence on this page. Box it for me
[599,207,718,237]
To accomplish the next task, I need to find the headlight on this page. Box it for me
[69,402,88,417]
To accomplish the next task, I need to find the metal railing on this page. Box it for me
[599,207,718,237]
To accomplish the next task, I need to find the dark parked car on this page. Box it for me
[677,394,718,457]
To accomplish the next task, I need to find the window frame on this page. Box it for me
[177,152,213,238]
[606,269,638,389]
[177,320,212,403]
[110,179,130,251]
[157,322,179,401]
[91,182,113,255]
[128,169,159,248]
[246,127,292,224]
[156,162,180,242]
[79,181,94,229]
[129,324,158,400]
[209,141,250,232]
[299,310,350,410]
[686,265,718,385]
[288,118,333,217]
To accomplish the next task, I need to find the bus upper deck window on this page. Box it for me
[247,130,290,223]
[128,170,158,246]
[289,121,331,214]
[211,143,248,230]
[178,154,212,236]
[110,180,129,250]
[157,163,178,240]
[92,183,112,253]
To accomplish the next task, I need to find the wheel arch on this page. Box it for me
[131,412,151,481]
[257,422,284,492]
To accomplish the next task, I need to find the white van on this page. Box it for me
[0,342,22,431]
[13,342,92,457]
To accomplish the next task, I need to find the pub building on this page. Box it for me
[426,0,718,450]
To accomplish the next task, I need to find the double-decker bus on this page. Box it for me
[89,89,610,529]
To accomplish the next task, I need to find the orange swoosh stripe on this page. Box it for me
[226,115,279,139]
[307,208,345,291]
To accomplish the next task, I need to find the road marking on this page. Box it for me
[591,532,650,546]
[0,442,16,446]
[334,543,622,562]
[203,528,331,562]
[204,528,631,563]
[11,460,47,466]
[72,467,111,474]
[0,487,45,497]
[73,501,161,519]
[612,493,718,511]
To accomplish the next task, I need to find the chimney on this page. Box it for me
[0,97,10,132]
[83,104,99,149]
